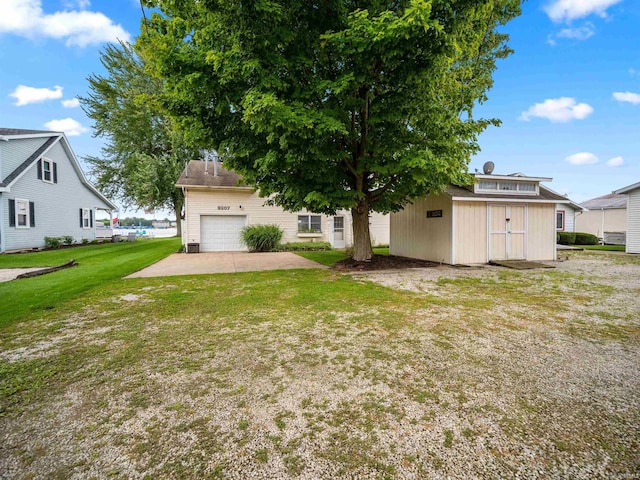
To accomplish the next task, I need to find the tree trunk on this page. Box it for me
[174,206,182,239]
[351,199,373,261]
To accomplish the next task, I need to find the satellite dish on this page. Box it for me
[482,161,495,175]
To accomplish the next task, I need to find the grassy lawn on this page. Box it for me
[0,238,180,327]
[0,249,638,478]
[574,244,626,251]
[296,246,389,266]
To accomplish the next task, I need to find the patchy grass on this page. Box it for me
[575,244,625,251]
[0,251,638,479]
[295,246,390,266]
[0,238,180,327]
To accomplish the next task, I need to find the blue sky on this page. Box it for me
[0,0,638,209]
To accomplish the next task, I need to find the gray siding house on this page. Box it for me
[0,128,116,252]
[614,181,640,254]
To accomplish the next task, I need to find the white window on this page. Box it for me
[42,159,53,183]
[478,181,498,190]
[82,208,91,229]
[517,183,536,192]
[298,215,322,233]
[16,199,29,227]
[500,182,517,191]
[556,211,565,231]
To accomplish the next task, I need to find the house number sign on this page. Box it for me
[217,206,231,211]
[426,210,442,218]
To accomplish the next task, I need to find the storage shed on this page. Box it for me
[614,181,640,254]
[391,172,569,265]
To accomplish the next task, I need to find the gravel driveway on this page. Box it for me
[1,251,638,479]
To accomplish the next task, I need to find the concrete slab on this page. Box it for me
[0,268,48,283]
[126,251,327,278]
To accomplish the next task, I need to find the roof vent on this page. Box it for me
[482,161,495,175]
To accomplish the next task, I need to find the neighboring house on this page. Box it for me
[0,128,116,252]
[540,185,586,233]
[176,160,389,252]
[390,171,569,265]
[614,181,640,254]
[575,193,627,244]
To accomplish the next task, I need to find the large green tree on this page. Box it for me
[80,41,200,237]
[140,0,521,260]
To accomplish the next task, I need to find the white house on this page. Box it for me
[540,186,586,233]
[176,160,389,252]
[391,171,570,265]
[0,128,116,252]
[614,181,640,254]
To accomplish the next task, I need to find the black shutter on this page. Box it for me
[80,208,83,227]
[53,162,58,183]
[89,209,93,227]
[37,160,42,180]
[9,199,15,227]
[29,202,35,227]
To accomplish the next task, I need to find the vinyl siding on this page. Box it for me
[3,141,113,251]
[454,201,488,264]
[0,137,49,180]
[527,203,556,261]
[390,194,452,263]
[556,204,576,232]
[183,188,388,249]
[575,208,627,237]
[626,189,640,254]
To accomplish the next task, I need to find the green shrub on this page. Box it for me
[574,232,599,245]
[61,235,74,245]
[275,241,332,252]
[81,238,90,245]
[44,236,62,249]
[241,224,283,252]
[557,232,576,245]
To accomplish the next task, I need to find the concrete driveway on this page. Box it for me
[126,251,327,278]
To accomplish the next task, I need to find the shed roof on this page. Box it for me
[580,193,627,210]
[176,160,249,189]
[445,184,567,202]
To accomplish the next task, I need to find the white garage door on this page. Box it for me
[200,215,246,251]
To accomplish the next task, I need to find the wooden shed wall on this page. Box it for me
[453,201,488,264]
[526,203,556,261]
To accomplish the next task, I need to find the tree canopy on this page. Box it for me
[140,0,521,259]
[80,41,201,236]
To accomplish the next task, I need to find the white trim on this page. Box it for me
[176,184,254,192]
[614,181,640,194]
[82,208,91,229]
[474,173,552,182]
[41,158,54,184]
[452,196,559,204]
[451,202,456,264]
[15,197,30,229]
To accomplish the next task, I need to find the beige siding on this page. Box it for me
[626,189,640,254]
[527,203,556,261]
[390,195,452,263]
[575,208,627,237]
[455,201,488,264]
[183,188,389,249]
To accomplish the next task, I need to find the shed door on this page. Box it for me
[489,205,526,260]
[200,215,246,251]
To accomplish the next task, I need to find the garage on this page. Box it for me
[200,215,246,252]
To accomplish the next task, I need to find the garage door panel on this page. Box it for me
[200,215,246,251]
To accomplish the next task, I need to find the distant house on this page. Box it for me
[390,171,570,265]
[575,193,627,244]
[176,160,389,252]
[614,181,640,254]
[539,185,586,233]
[0,128,116,252]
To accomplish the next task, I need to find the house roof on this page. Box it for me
[176,160,250,189]
[0,129,116,209]
[614,181,640,194]
[580,193,627,210]
[539,184,586,211]
[446,184,568,203]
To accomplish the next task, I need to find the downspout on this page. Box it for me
[601,208,605,244]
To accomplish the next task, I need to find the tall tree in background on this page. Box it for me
[140,0,521,260]
[80,41,200,237]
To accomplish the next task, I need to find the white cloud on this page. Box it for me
[0,0,130,47]
[61,98,80,108]
[63,0,91,8]
[607,156,624,167]
[629,68,640,77]
[613,91,640,105]
[9,84,63,106]
[519,97,593,122]
[565,152,599,165]
[556,23,595,40]
[544,0,622,23]
[44,118,88,136]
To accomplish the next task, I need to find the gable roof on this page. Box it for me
[446,184,568,203]
[0,129,116,209]
[581,193,627,210]
[614,181,640,195]
[539,184,586,211]
[176,160,250,189]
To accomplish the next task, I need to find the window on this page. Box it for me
[9,198,34,228]
[476,180,537,195]
[38,158,57,183]
[82,208,92,229]
[556,211,565,231]
[16,199,29,227]
[517,183,536,192]
[479,181,498,190]
[500,182,517,191]
[298,215,321,233]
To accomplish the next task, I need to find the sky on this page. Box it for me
[0,0,638,212]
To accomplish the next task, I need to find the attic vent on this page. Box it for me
[482,161,495,175]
